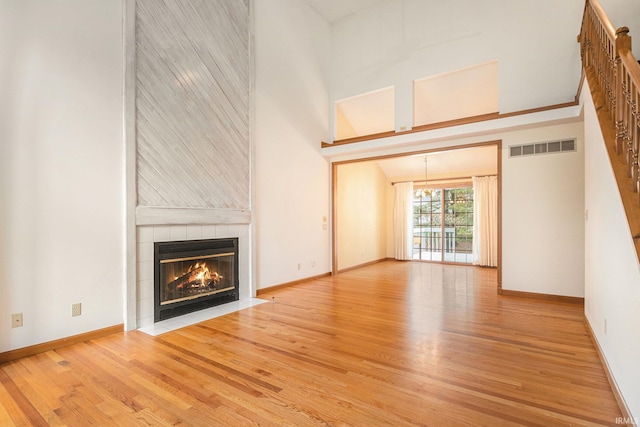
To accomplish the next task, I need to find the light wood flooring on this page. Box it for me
[0,261,624,426]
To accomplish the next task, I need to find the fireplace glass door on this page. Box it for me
[160,252,235,305]
[154,238,239,321]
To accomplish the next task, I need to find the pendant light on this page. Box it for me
[415,155,431,198]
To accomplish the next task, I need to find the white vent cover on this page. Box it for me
[509,139,576,158]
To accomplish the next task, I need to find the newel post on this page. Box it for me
[614,26,631,155]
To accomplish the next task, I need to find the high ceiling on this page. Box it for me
[304,0,386,23]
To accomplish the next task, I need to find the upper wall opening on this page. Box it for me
[335,86,394,140]
[413,61,499,127]
[333,61,499,141]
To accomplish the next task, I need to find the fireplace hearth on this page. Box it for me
[154,238,239,321]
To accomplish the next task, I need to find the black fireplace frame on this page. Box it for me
[154,238,239,322]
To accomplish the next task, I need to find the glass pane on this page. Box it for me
[412,186,472,264]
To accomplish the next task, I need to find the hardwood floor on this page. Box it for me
[0,261,623,426]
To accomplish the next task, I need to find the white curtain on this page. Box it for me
[393,182,414,260]
[472,176,498,267]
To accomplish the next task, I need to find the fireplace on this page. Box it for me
[154,238,239,321]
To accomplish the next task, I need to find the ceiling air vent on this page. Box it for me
[509,138,576,158]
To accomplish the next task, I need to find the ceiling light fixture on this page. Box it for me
[415,155,431,199]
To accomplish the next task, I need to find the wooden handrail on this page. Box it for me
[579,0,617,122]
[580,0,640,206]
[584,0,616,39]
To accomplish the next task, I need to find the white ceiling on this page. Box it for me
[305,0,386,23]
[375,146,498,180]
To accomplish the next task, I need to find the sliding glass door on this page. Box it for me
[413,188,442,261]
[412,185,474,263]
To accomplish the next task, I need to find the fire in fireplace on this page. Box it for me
[154,238,239,321]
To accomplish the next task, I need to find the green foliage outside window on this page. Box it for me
[413,186,474,260]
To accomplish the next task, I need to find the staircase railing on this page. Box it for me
[580,0,640,199]
[579,0,640,252]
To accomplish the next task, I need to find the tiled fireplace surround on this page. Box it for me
[136,224,253,333]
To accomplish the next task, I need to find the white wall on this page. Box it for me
[254,0,331,288]
[330,0,583,135]
[0,1,124,352]
[335,162,388,270]
[583,80,640,418]
[502,122,585,297]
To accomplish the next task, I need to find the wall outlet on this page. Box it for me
[297,263,301,270]
[11,313,23,328]
[604,318,607,334]
[72,303,82,317]
[311,261,316,268]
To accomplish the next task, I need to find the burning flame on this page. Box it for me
[195,263,209,285]
[188,262,222,287]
